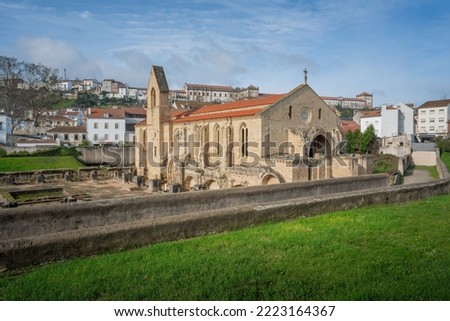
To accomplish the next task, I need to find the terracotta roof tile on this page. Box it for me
[340,120,360,133]
[87,107,146,119]
[359,110,381,118]
[418,99,450,109]
[172,108,264,123]
[170,94,284,123]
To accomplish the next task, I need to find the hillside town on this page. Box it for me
[1,56,450,189]
[2,65,449,152]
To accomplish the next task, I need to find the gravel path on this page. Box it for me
[402,168,436,185]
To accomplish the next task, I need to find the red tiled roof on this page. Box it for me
[171,94,284,123]
[87,107,146,119]
[123,107,146,115]
[87,108,125,119]
[172,108,265,123]
[340,120,360,133]
[418,99,450,109]
[359,110,381,118]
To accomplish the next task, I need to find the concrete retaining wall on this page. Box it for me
[2,174,449,271]
[411,149,439,166]
[0,174,389,240]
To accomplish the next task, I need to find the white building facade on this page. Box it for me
[355,103,415,138]
[417,99,450,139]
[85,107,146,144]
[322,92,373,110]
[359,113,381,136]
[86,109,126,144]
[0,114,13,145]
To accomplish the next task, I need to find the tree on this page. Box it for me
[345,125,377,154]
[0,56,63,128]
[74,92,100,108]
[0,56,22,115]
[19,62,62,126]
[360,124,377,154]
[345,129,360,154]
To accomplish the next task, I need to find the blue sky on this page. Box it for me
[1,0,449,106]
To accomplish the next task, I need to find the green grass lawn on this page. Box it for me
[412,165,440,179]
[0,156,84,172]
[373,154,398,174]
[1,194,449,301]
[442,152,450,171]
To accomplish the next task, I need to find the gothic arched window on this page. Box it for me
[151,88,156,108]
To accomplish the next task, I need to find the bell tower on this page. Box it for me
[145,65,170,179]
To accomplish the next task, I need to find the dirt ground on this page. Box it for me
[0,179,156,208]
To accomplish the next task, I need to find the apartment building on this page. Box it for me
[354,103,415,138]
[417,99,450,139]
[183,83,260,103]
[85,107,146,144]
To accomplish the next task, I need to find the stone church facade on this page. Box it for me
[135,66,371,191]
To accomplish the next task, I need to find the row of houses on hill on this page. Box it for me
[342,99,450,143]
[170,83,374,110]
[0,107,146,147]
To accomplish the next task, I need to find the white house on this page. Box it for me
[380,105,401,138]
[417,99,450,139]
[85,107,146,144]
[58,108,85,126]
[388,103,415,136]
[56,80,73,91]
[354,103,415,138]
[358,110,381,136]
[0,114,13,145]
[46,126,87,146]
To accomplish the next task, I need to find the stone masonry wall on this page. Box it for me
[1,174,449,271]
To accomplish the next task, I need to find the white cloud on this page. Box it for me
[12,37,103,80]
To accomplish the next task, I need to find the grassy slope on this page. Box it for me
[1,194,449,301]
[442,152,450,171]
[373,154,398,174]
[0,156,84,172]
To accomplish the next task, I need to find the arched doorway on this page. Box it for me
[262,174,279,185]
[183,175,195,191]
[305,133,333,180]
[306,133,332,158]
[205,179,220,190]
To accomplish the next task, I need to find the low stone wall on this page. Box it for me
[77,145,135,166]
[0,174,389,240]
[436,155,450,179]
[2,174,449,271]
[0,167,133,186]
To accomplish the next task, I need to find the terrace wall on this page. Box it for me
[0,167,133,186]
[1,173,449,271]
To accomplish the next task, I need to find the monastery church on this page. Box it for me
[135,66,371,191]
